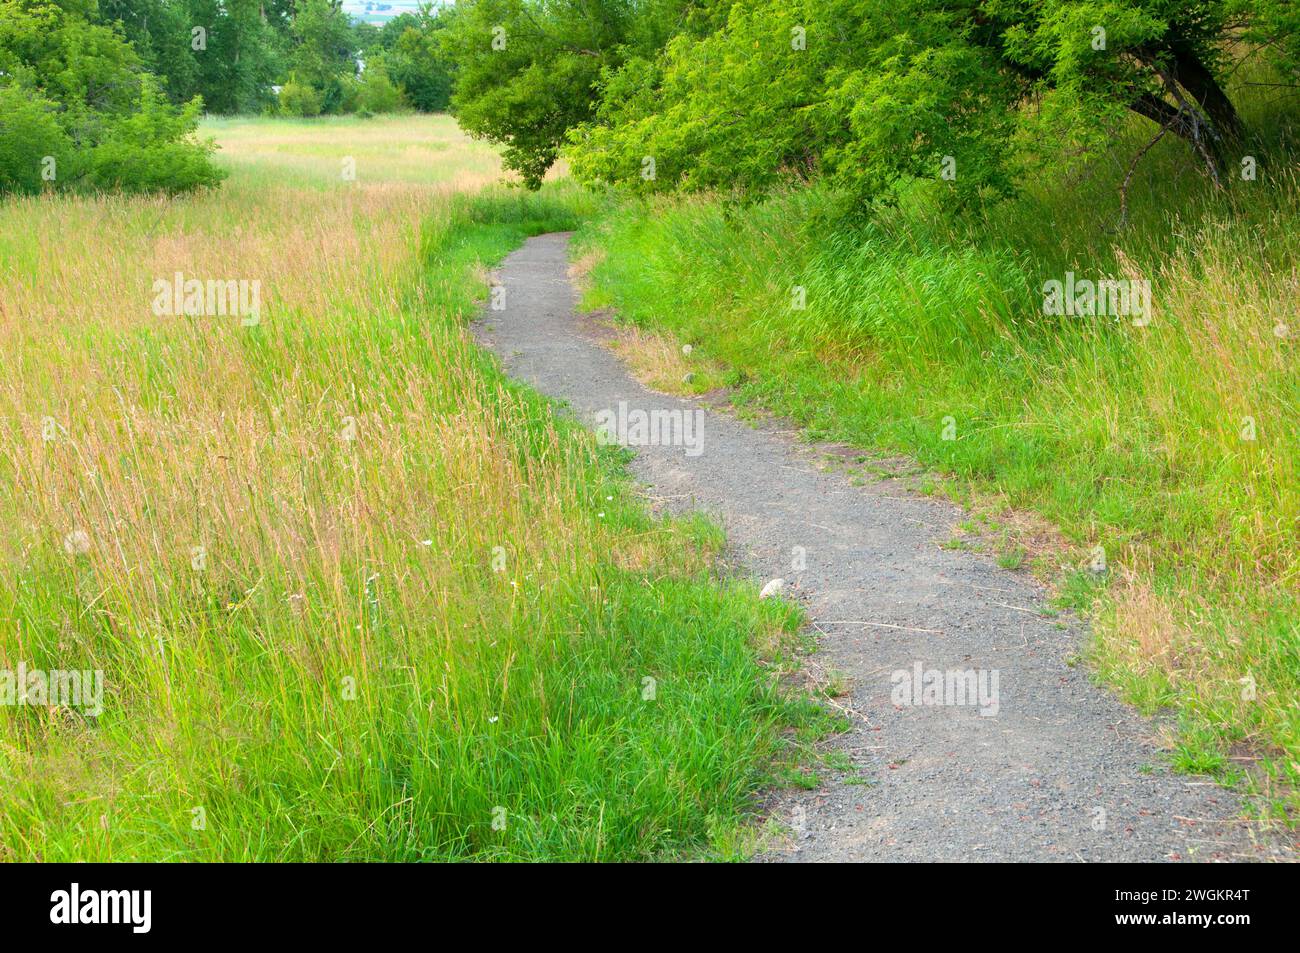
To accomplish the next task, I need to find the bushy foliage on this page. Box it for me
[385,10,454,112]
[96,0,284,114]
[446,0,1300,205]
[0,85,72,195]
[0,0,223,196]
[86,75,223,193]
[443,0,692,188]
[288,0,355,113]
[569,2,1016,203]
[355,63,406,115]
[98,0,202,103]
[278,76,323,117]
[572,0,1268,204]
[92,0,456,119]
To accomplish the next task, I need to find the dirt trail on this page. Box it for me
[474,232,1286,862]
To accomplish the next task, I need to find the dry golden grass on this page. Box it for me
[1101,577,1183,675]
[203,114,504,191]
[0,119,511,592]
[590,322,725,397]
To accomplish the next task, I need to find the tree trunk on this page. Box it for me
[1125,47,1243,184]
[1169,45,1244,146]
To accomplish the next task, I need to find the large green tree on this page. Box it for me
[382,5,455,112]
[98,0,201,102]
[0,0,222,195]
[97,0,285,114]
[444,1,1300,202]
[287,0,356,111]
[442,0,702,187]
[571,1,1300,202]
[190,0,283,114]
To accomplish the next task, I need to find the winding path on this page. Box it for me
[473,232,1286,862]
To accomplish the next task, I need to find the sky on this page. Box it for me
[340,1,437,25]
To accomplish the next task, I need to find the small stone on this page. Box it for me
[759,578,785,600]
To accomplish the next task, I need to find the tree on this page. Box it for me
[0,0,222,195]
[354,58,405,113]
[98,0,201,104]
[87,73,224,192]
[444,1,1300,204]
[186,0,283,114]
[442,0,694,187]
[384,4,455,113]
[0,84,73,194]
[570,1,1017,202]
[573,1,1299,202]
[96,0,284,114]
[278,75,322,115]
[288,0,356,113]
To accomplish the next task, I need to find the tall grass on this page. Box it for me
[577,91,1300,813]
[0,118,804,860]
[199,114,506,190]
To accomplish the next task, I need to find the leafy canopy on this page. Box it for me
[445,0,1300,205]
[0,0,222,195]
[443,0,699,188]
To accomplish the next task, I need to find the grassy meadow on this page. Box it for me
[576,90,1300,814]
[201,115,505,190]
[0,116,810,860]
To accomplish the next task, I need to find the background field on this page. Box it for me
[202,115,503,190]
[0,116,807,861]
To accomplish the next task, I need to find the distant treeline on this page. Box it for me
[102,0,456,116]
[0,0,456,197]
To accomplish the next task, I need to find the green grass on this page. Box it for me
[0,117,815,860]
[575,87,1300,816]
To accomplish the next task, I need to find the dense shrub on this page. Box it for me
[355,67,406,115]
[278,78,323,118]
[88,78,224,194]
[386,13,452,112]
[445,1,1300,204]
[0,85,73,195]
[0,0,222,197]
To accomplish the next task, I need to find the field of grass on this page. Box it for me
[576,90,1300,815]
[202,115,505,190]
[0,116,810,860]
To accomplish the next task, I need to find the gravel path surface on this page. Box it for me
[473,232,1289,862]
